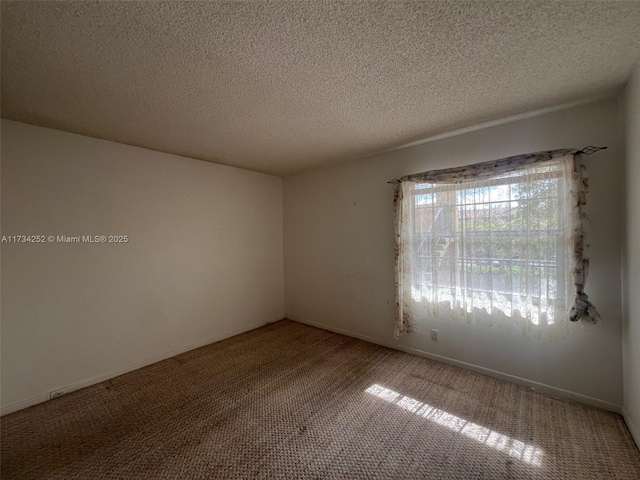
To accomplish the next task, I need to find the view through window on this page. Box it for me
[409,161,566,326]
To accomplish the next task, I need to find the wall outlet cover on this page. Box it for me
[48,389,66,400]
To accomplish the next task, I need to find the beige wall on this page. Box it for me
[623,61,640,445]
[1,120,285,413]
[284,98,624,410]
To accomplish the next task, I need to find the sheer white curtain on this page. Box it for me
[393,150,598,341]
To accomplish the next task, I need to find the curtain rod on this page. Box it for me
[387,146,607,185]
[577,145,607,155]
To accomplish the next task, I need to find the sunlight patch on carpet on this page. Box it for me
[365,383,543,466]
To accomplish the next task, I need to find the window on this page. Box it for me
[394,151,598,341]
[413,161,565,324]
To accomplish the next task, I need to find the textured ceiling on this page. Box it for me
[2,1,640,176]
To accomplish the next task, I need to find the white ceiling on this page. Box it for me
[2,1,640,176]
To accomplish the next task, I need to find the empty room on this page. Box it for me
[1,1,640,478]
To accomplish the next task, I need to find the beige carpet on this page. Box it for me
[2,320,639,479]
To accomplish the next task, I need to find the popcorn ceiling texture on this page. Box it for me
[2,1,640,176]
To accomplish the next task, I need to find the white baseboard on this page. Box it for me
[622,407,640,450]
[287,315,622,414]
[1,317,284,417]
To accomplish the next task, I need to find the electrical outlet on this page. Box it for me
[48,388,66,400]
[430,329,439,341]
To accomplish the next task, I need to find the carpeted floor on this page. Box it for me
[1,320,639,479]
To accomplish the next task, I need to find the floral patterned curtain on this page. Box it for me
[393,150,599,339]
[564,156,600,324]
